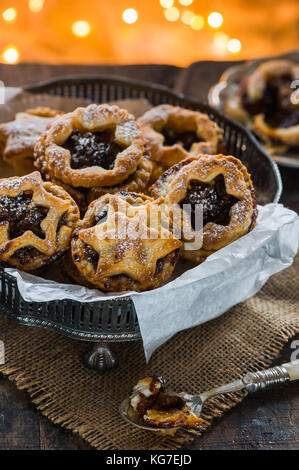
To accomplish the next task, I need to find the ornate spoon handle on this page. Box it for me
[198,360,299,408]
[243,360,299,393]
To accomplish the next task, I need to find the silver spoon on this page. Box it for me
[120,360,299,431]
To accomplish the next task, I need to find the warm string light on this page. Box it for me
[227,38,242,53]
[2,45,19,64]
[208,12,223,28]
[2,3,240,61]
[160,0,174,8]
[213,33,242,55]
[164,6,180,22]
[179,0,193,5]
[213,32,229,53]
[28,0,45,13]
[190,15,204,30]
[2,7,17,22]
[181,10,194,25]
[122,8,138,24]
[160,5,224,35]
[72,20,91,37]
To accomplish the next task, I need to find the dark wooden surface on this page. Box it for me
[0,61,298,450]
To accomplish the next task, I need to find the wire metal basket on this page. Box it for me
[0,76,282,372]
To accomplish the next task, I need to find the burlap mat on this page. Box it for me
[0,260,298,450]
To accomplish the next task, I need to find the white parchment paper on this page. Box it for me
[5,204,299,361]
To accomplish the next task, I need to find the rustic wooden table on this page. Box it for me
[0,61,298,450]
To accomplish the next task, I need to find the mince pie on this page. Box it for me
[71,192,181,292]
[130,377,203,429]
[0,107,63,175]
[151,154,257,264]
[237,60,299,153]
[34,103,147,189]
[0,171,79,272]
[138,104,223,181]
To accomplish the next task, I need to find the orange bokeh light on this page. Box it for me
[122,8,138,24]
[0,0,296,65]
[2,7,17,22]
[164,6,180,22]
[28,0,44,13]
[208,12,223,28]
[227,38,242,53]
[2,45,19,64]
[72,21,91,37]
[190,15,204,30]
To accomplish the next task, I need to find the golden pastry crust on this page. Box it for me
[0,108,62,174]
[71,192,181,292]
[25,106,63,118]
[239,60,299,151]
[34,104,144,188]
[87,155,152,204]
[36,169,90,214]
[0,171,79,271]
[151,154,257,264]
[253,113,299,149]
[245,60,299,102]
[138,104,223,169]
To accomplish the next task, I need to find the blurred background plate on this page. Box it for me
[208,51,299,169]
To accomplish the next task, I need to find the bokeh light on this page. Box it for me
[2,45,19,64]
[122,8,138,24]
[208,12,223,28]
[190,15,204,30]
[2,7,17,22]
[213,33,229,53]
[164,7,180,22]
[227,38,242,53]
[160,0,174,8]
[0,1,296,66]
[179,0,194,5]
[28,0,44,13]
[72,21,91,37]
[181,10,194,25]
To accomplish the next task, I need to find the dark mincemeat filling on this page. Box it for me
[57,212,69,232]
[161,126,200,151]
[136,391,185,418]
[93,207,108,226]
[179,175,238,229]
[11,246,42,265]
[83,244,99,268]
[0,191,48,240]
[64,129,124,170]
[241,74,299,128]
[154,250,179,276]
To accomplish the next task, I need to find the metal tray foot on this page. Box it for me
[84,342,119,373]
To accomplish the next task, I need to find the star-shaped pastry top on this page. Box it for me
[78,193,181,285]
[0,110,61,173]
[0,172,72,259]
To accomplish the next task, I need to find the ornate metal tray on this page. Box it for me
[0,76,282,372]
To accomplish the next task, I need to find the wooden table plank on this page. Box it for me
[0,377,40,450]
[39,416,93,450]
